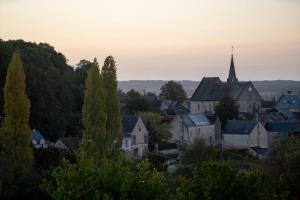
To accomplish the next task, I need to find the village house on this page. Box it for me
[122,114,148,157]
[190,54,262,114]
[222,120,268,150]
[170,113,221,147]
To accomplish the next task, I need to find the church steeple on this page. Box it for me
[227,46,238,83]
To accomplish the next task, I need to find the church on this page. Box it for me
[190,53,262,114]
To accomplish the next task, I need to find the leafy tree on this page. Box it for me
[126,89,151,113]
[176,162,270,200]
[101,56,122,158]
[265,135,300,199]
[82,60,107,159]
[160,81,186,103]
[214,96,239,127]
[42,141,170,200]
[182,138,219,167]
[140,112,171,146]
[0,51,33,197]
[0,40,77,141]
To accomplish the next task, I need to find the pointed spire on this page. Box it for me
[227,46,238,83]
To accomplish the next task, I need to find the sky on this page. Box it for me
[0,0,300,81]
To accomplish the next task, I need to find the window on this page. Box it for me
[139,126,141,132]
[133,135,136,145]
[125,139,129,147]
[198,104,200,110]
[209,137,212,144]
[209,103,212,111]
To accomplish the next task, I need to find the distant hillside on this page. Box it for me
[118,80,300,99]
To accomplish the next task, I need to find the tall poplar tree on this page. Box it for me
[0,51,32,179]
[101,56,122,158]
[82,59,107,158]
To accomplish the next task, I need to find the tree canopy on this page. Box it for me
[0,40,78,141]
[160,81,186,103]
[214,96,239,126]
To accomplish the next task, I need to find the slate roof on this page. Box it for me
[31,130,44,143]
[275,95,300,110]
[122,114,139,137]
[160,100,190,116]
[258,112,287,125]
[223,120,257,135]
[191,77,261,101]
[182,113,211,127]
[261,100,275,109]
[250,146,270,155]
[265,122,299,134]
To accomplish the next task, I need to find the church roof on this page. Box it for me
[191,77,254,101]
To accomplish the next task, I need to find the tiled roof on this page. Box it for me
[223,120,257,135]
[122,114,138,137]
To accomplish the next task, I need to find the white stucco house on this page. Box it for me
[122,114,148,157]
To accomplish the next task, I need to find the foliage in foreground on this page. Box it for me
[41,141,169,200]
[176,162,270,200]
[265,135,300,199]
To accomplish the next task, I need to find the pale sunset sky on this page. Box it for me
[0,0,299,80]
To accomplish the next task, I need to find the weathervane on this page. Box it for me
[231,46,234,56]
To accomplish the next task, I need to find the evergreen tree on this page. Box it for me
[0,51,32,182]
[82,59,107,158]
[101,56,122,158]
